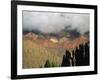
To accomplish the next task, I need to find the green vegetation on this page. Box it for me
[44,60,52,67]
[44,59,59,67]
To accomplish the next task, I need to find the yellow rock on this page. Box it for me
[50,38,58,43]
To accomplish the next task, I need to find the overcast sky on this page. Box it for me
[22,11,90,34]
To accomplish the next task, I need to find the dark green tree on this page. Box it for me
[61,50,70,66]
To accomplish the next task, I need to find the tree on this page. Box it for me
[84,42,89,65]
[72,50,76,66]
[61,42,90,67]
[75,43,89,66]
[61,50,70,66]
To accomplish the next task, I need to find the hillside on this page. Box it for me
[23,32,89,68]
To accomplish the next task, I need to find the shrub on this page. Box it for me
[44,59,59,67]
[44,60,52,67]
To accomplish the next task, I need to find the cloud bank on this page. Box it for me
[23,11,90,34]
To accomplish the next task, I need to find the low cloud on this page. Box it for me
[23,11,90,34]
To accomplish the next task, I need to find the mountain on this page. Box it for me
[23,26,81,39]
[24,32,38,40]
[23,32,89,52]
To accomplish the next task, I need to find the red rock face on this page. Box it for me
[24,32,89,51]
[62,35,89,50]
[24,32,38,40]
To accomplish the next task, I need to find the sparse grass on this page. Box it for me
[23,38,65,68]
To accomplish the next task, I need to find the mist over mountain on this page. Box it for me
[23,11,90,35]
[23,26,84,40]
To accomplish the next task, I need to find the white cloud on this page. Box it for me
[23,11,90,34]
